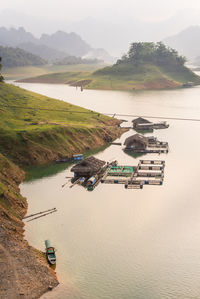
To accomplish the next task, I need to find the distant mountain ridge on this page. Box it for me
[40,31,91,57]
[18,42,67,61]
[0,27,113,63]
[1,9,200,55]
[164,26,200,61]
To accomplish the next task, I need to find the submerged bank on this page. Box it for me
[0,82,125,298]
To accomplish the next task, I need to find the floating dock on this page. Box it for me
[101,160,165,189]
[68,158,166,191]
[125,148,168,154]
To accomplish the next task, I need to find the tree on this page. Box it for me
[115,42,186,68]
[0,57,4,82]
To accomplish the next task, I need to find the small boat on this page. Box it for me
[45,240,56,265]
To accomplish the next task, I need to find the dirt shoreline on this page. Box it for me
[0,124,126,298]
[0,155,58,298]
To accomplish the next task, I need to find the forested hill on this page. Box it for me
[0,46,47,67]
[0,27,112,62]
[95,42,187,75]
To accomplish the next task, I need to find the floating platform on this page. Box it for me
[140,160,165,165]
[138,165,164,170]
[125,148,168,153]
[107,165,135,177]
[68,158,166,191]
[101,159,165,190]
[136,171,164,177]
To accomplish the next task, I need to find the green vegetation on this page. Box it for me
[0,82,122,166]
[0,46,47,68]
[2,63,106,80]
[53,56,102,65]
[0,57,3,82]
[20,42,200,90]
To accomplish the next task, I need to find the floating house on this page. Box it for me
[132,117,169,130]
[71,156,106,178]
[124,134,168,153]
[132,117,153,131]
[124,134,148,150]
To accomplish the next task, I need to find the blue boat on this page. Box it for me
[45,240,56,265]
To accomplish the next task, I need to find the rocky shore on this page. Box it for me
[0,154,58,298]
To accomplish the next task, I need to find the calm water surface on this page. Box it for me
[13,81,200,299]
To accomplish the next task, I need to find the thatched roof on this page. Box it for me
[132,117,151,124]
[124,134,148,146]
[71,156,106,173]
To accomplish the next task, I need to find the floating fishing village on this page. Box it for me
[21,116,169,269]
[62,117,169,191]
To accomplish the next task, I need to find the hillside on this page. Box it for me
[0,82,124,165]
[164,26,200,61]
[20,42,200,90]
[18,42,67,62]
[0,81,125,297]
[0,45,47,67]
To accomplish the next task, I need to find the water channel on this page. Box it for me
[12,80,200,298]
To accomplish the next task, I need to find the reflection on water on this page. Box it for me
[24,144,110,182]
[17,82,200,299]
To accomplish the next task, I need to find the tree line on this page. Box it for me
[0,46,46,68]
[53,56,102,65]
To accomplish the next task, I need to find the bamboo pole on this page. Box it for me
[26,209,57,222]
[23,207,56,219]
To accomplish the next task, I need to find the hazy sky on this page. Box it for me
[1,0,200,22]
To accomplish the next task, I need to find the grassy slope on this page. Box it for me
[16,65,200,90]
[0,82,123,165]
[18,63,200,90]
[2,63,106,80]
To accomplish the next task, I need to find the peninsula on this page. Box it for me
[18,42,200,90]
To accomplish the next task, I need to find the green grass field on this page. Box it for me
[2,63,107,80]
[0,82,122,165]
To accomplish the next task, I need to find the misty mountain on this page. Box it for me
[0,26,37,47]
[0,26,112,62]
[1,9,200,55]
[83,48,115,63]
[40,31,91,57]
[0,27,90,58]
[0,46,46,67]
[164,26,200,61]
[18,42,67,62]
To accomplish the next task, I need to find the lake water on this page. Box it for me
[13,81,200,299]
